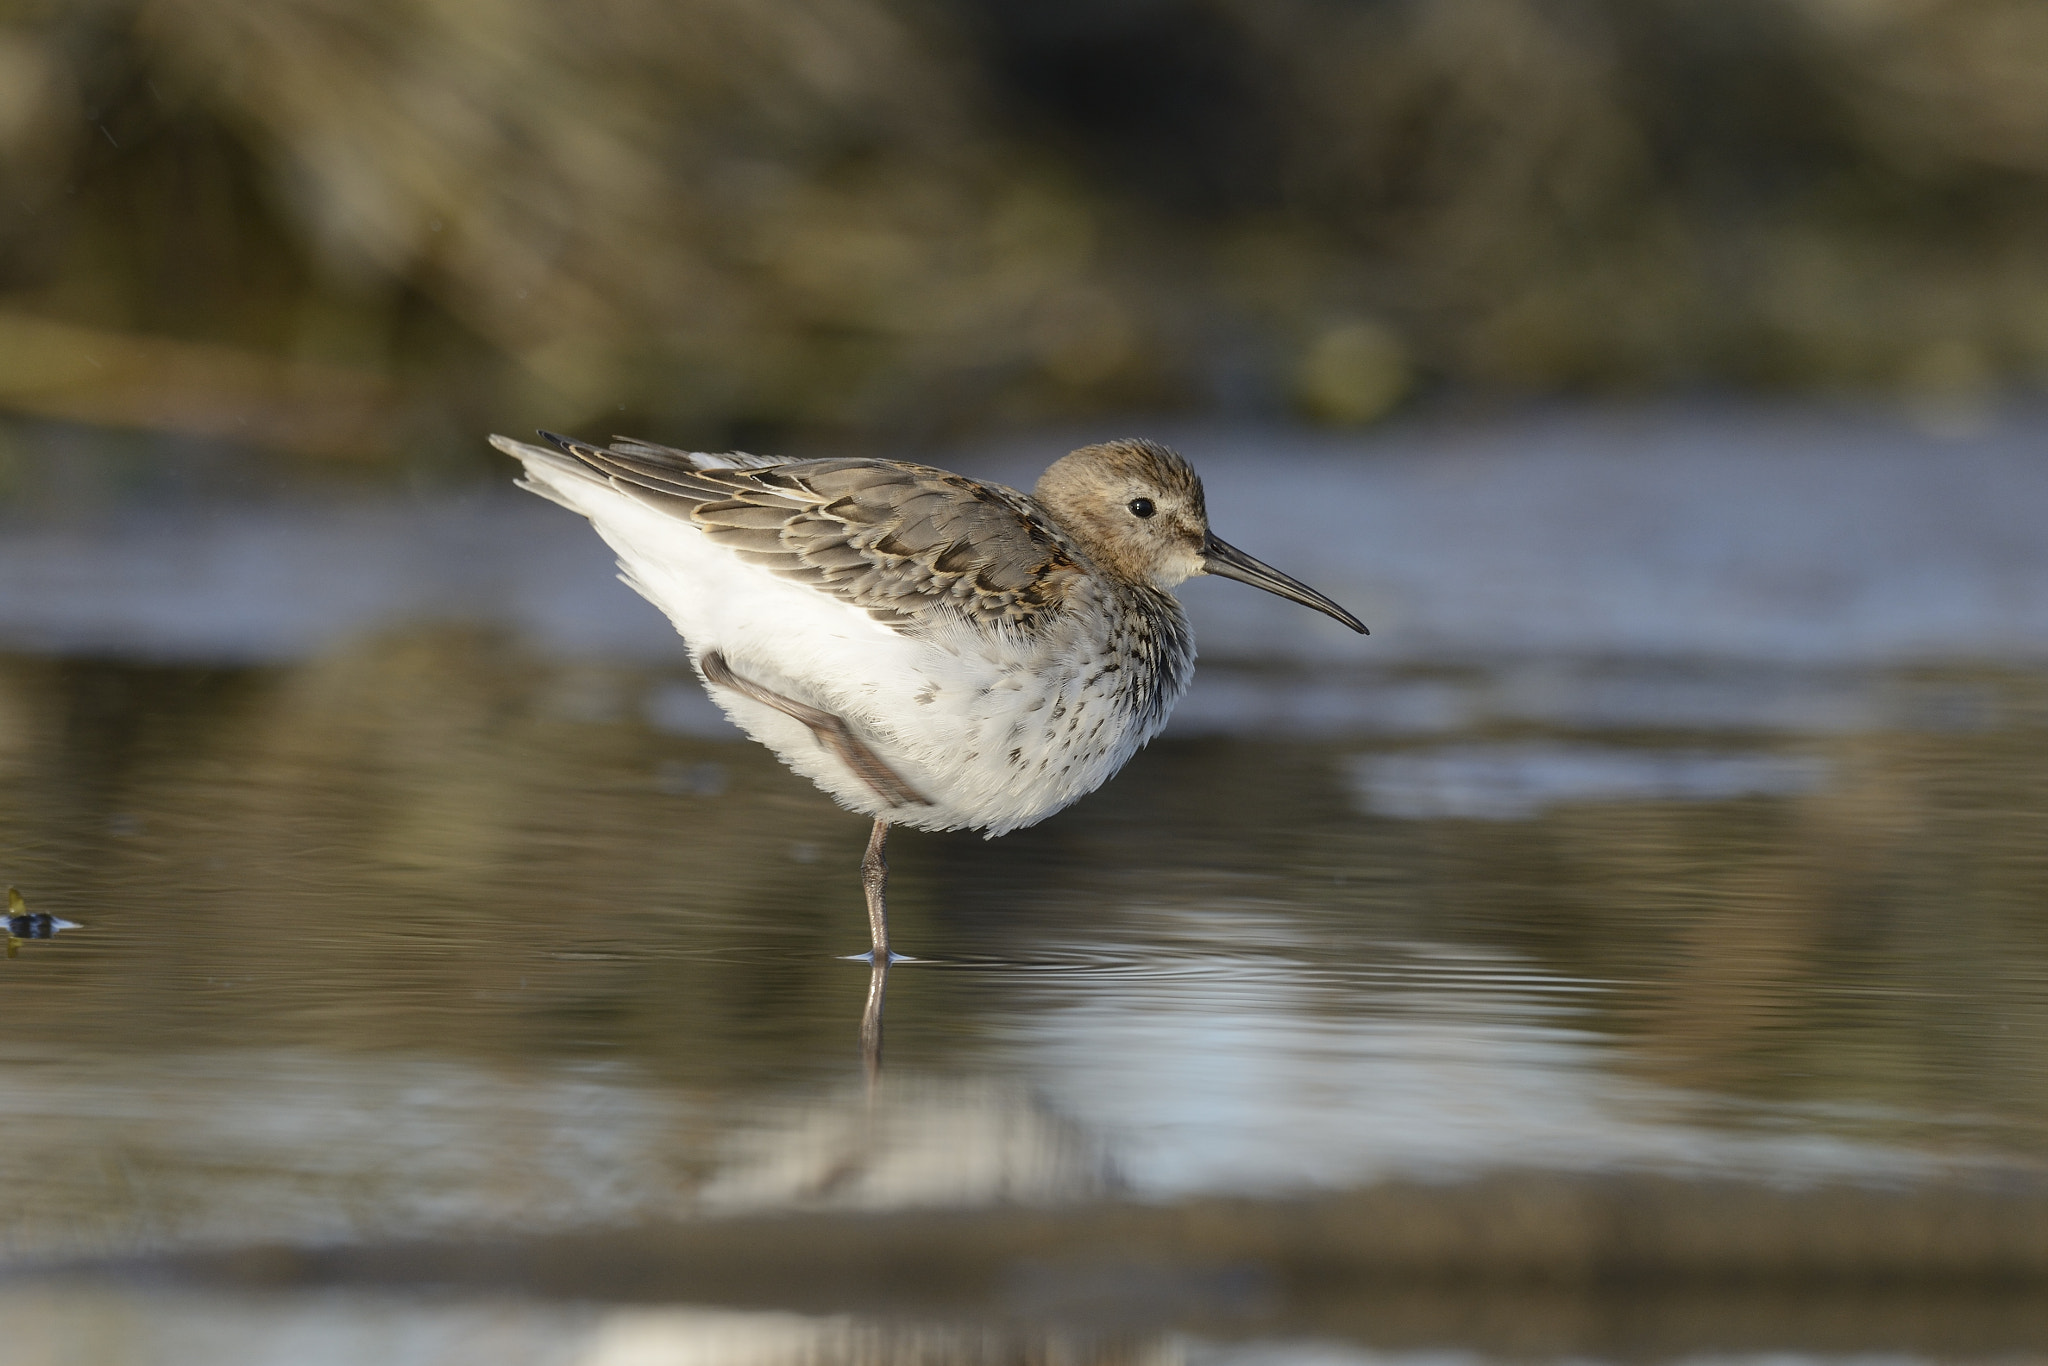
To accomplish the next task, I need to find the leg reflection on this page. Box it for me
[860,954,889,1085]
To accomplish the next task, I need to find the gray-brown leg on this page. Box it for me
[700,652,930,808]
[860,817,891,961]
[860,822,891,1079]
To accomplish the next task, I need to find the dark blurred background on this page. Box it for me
[4,0,2047,480]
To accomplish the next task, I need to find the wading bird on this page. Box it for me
[492,432,1366,963]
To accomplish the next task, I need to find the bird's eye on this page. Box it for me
[1127,497,1156,519]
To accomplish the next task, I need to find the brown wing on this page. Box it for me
[541,433,1087,631]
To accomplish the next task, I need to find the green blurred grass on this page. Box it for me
[5,0,2048,468]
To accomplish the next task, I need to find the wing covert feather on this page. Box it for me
[539,433,1086,632]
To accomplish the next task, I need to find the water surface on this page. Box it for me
[4,407,2048,1361]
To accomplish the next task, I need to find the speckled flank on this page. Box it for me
[1116,583,1196,739]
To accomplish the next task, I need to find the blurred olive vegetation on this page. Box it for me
[5,0,2048,472]
[1,636,2046,1152]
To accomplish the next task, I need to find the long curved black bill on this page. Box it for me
[1202,534,1369,634]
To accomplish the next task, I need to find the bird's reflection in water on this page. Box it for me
[699,968,1113,1213]
[0,1291,1175,1366]
[573,1308,1162,1365]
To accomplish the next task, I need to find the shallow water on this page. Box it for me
[4,644,2048,1353]
[4,407,2048,1362]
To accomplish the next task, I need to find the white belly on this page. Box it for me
[567,481,1179,835]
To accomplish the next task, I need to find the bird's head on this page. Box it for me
[1034,438,1367,633]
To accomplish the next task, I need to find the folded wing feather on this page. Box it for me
[529,432,1088,634]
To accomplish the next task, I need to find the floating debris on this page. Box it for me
[6,887,82,958]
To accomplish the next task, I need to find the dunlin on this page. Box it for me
[491,432,1366,959]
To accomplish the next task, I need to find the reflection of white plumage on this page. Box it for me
[491,430,1365,959]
